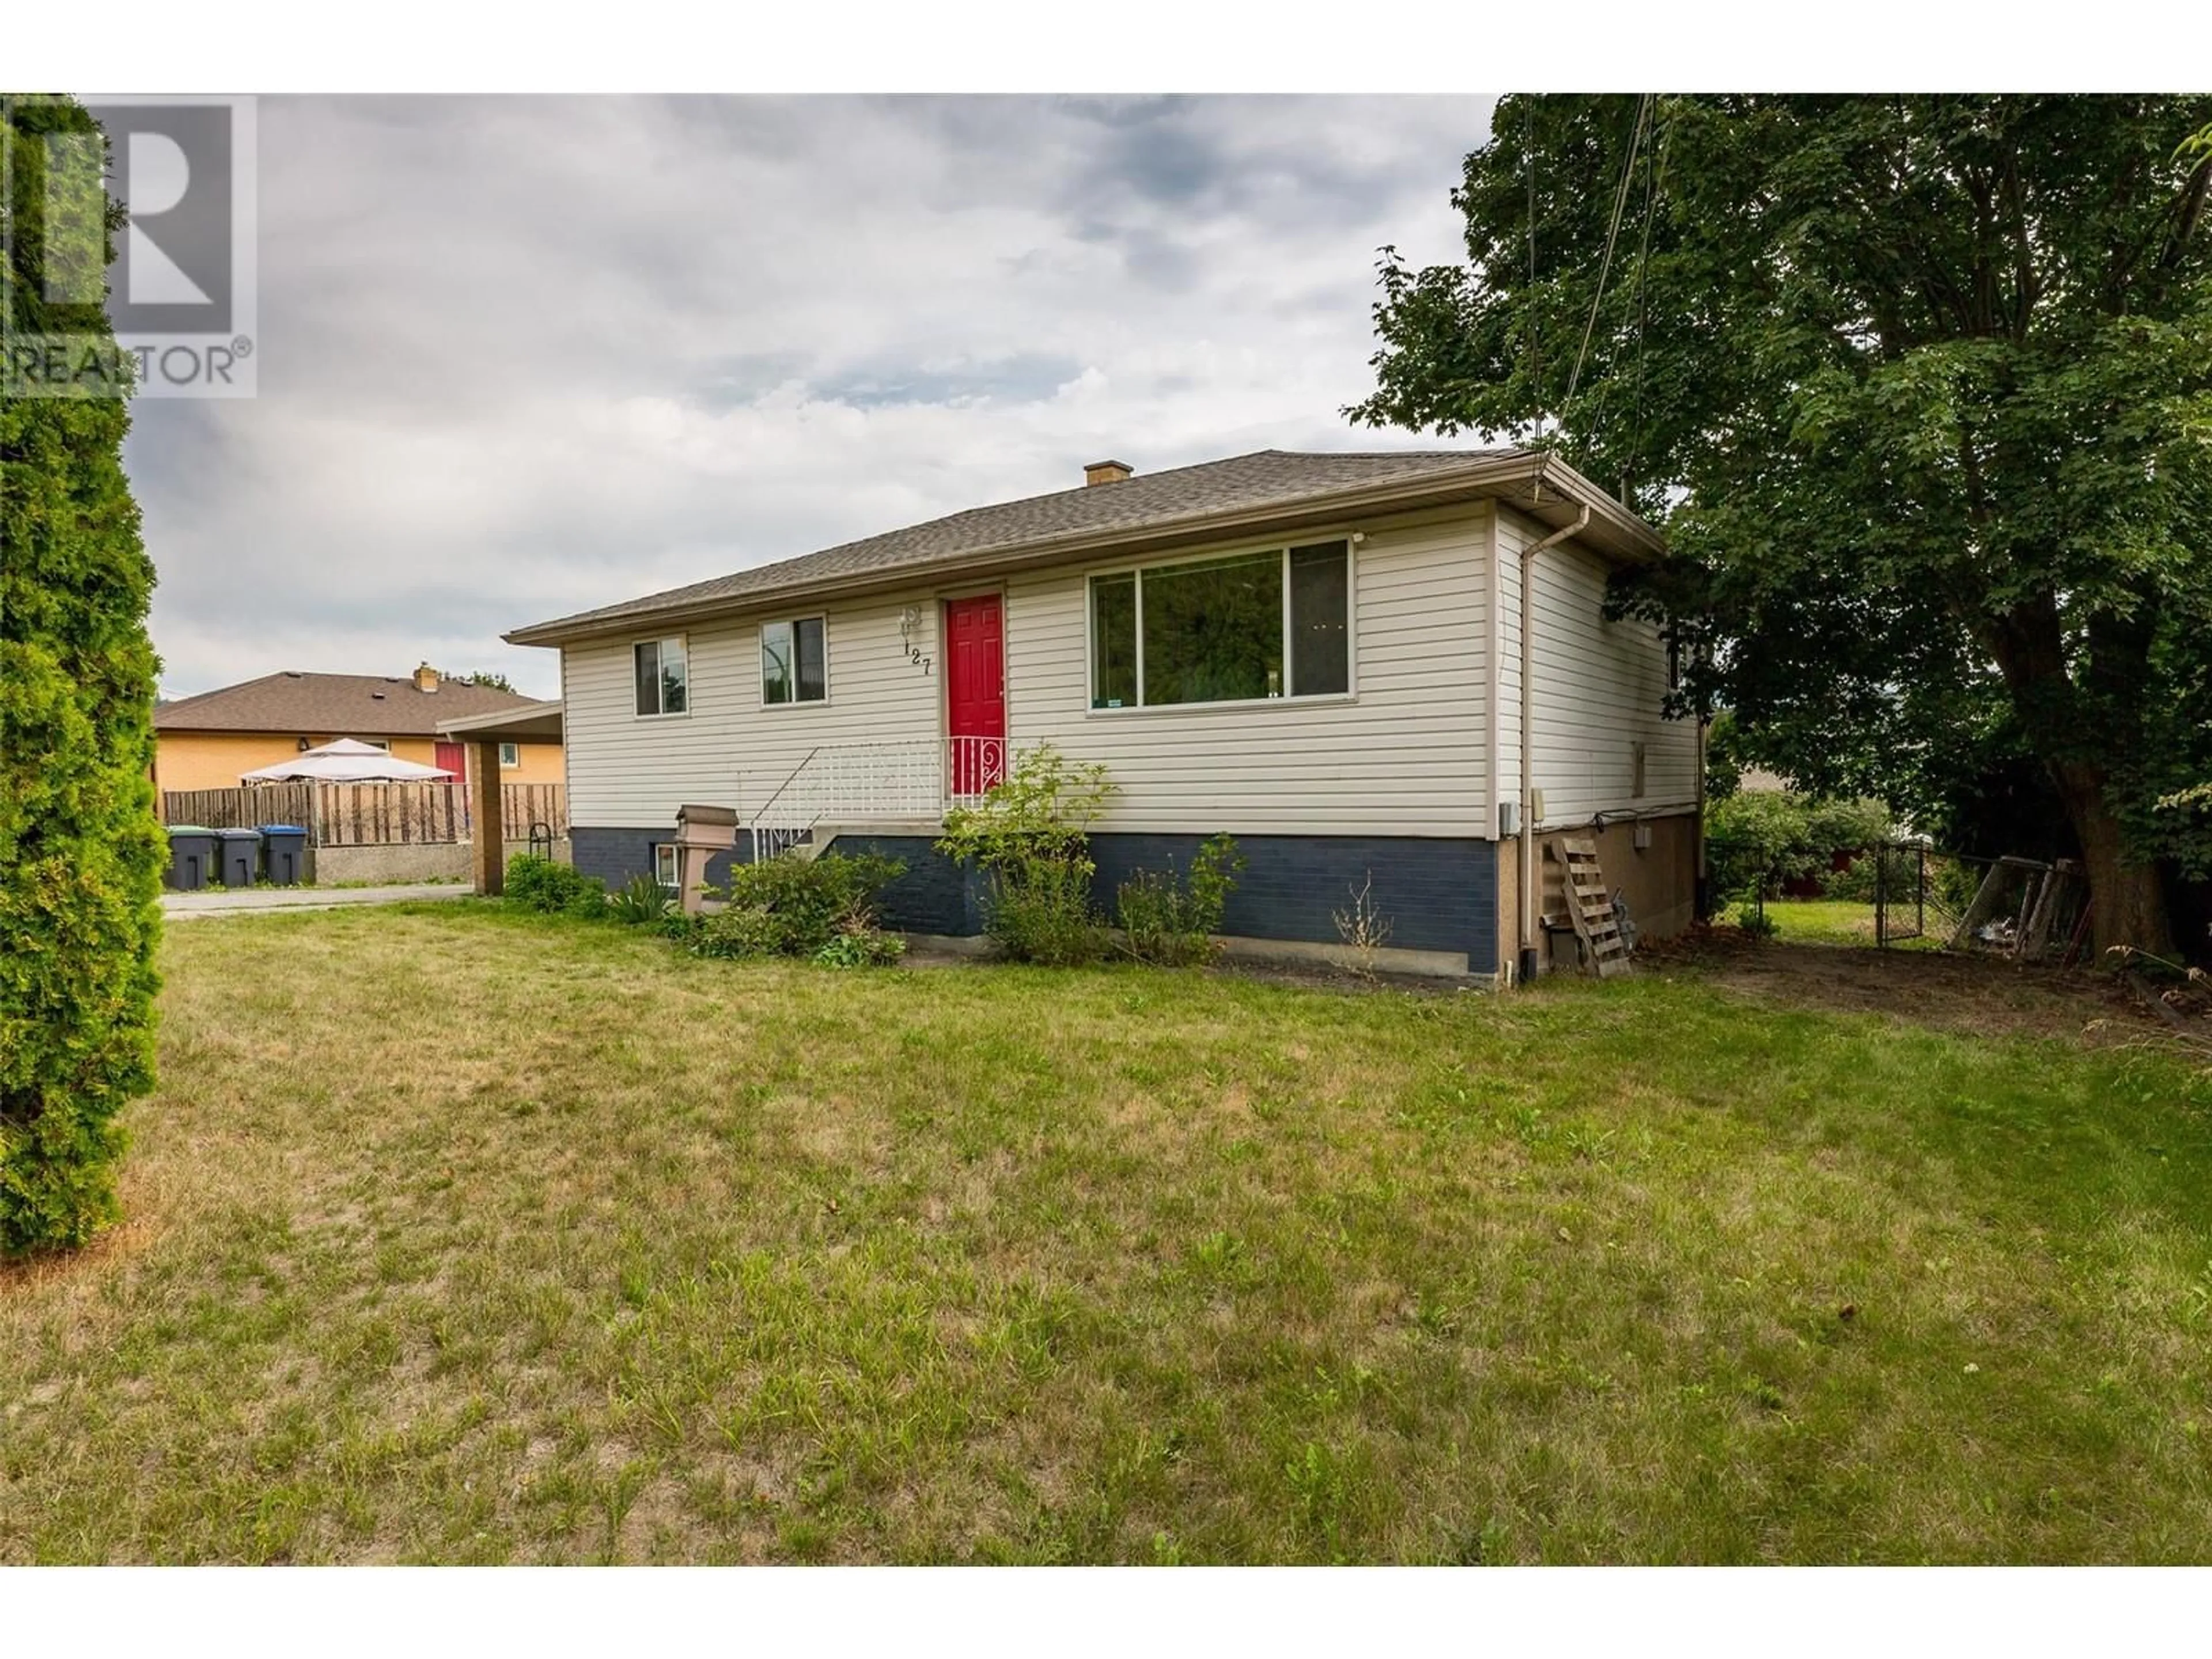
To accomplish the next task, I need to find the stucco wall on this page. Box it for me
[155,730,562,792]
[312,840,474,885]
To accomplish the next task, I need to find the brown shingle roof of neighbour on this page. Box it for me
[153,672,547,737]
[506,446,1618,644]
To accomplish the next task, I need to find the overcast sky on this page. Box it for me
[127,95,1494,700]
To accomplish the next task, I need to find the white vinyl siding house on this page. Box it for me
[514,448,1697,980]
[1497,505,1698,831]
[563,594,949,829]
[1007,506,1493,838]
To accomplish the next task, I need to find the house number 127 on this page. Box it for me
[898,608,933,676]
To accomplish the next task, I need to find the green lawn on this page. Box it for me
[1728,897,1946,950]
[4,904,2210,1563]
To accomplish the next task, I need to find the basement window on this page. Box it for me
[761,617,828,706]
[634,637,688,717]
[653,843,679,891]
[1088,539,1351,710]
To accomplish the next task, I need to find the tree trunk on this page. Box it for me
[1982,602,2176,960]
[2055,764,2175,961]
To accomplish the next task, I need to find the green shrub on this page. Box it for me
[1705,791,1896,903]
[937,745,1116,965]
[2,99,165,1257]
[505,854,607,917]
[1732,902,1781,941]
[692,904,788,960]
[1804,796,1893,861]
[980,863,1109,967]
[608,871,673,925]
[1118,834,1245,966]
[1933,855,1983,915]
[656,908,703,945]
[1822,843,1923,904]
[689,851,905,960]
[813,917,908,969]
[1704,792,1817,902]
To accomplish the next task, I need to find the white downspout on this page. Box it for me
[1517,496,1591,983]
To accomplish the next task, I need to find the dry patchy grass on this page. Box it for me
[3,903,2211,1563]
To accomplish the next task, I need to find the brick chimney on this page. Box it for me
[414,662,440,694]
[1084,459,1133,487]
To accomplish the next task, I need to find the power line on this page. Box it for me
[1525,96,1541,442]
[1562,93,1653,426]
[1623,99,1671,499]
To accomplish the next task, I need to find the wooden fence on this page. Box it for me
[495,783,566,844]
[160,782,566,847]
[158,783,313,834]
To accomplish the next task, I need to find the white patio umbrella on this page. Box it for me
[241,738,455,783]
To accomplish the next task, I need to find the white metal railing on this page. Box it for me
[747,737,1014,862]
[946,734,1008,806]
[752,823,815,862]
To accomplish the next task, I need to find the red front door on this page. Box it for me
[945,593,1006,798]
[434,741,467,783]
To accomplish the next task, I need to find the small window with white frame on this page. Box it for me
[653,843,679,891]
[499,741,520,768]
[634,637,688,717]
[760,616,827,706]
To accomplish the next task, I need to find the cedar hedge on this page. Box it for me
[1,97,165,1255]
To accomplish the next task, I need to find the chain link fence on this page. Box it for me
[1737,840,2092,962]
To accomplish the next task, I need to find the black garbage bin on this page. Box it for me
[214,827,262,888]
[259,824,308,886]
[165,825,218,891]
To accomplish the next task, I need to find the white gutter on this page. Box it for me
[1517,494,1590,983]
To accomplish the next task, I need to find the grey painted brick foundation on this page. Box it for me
[570,827,738,893]
[1089,834,1495,967]
[571,824,1495,967]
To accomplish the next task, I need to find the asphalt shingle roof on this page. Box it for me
[154,672,546,737]
[511,448,1527,639]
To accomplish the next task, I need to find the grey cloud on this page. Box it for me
[809,352,1086,408]
[127,94,1493,703]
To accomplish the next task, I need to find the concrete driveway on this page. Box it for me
[162,882,474,919]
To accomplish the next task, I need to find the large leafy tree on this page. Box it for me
[1356,96,2212,957]
[1,95,164,1252]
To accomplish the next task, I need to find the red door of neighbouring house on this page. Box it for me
[945,593,1006,798]
[434,741,467,783]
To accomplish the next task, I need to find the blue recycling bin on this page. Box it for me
[165,825,218,891]
[259,824,308,886]
[214,827,262,888]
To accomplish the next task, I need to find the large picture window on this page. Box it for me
[634,637,688,717]
[761,617,827,705]
[1088,540,1350,710]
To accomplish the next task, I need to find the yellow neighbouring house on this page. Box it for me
[153,664,565,794]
